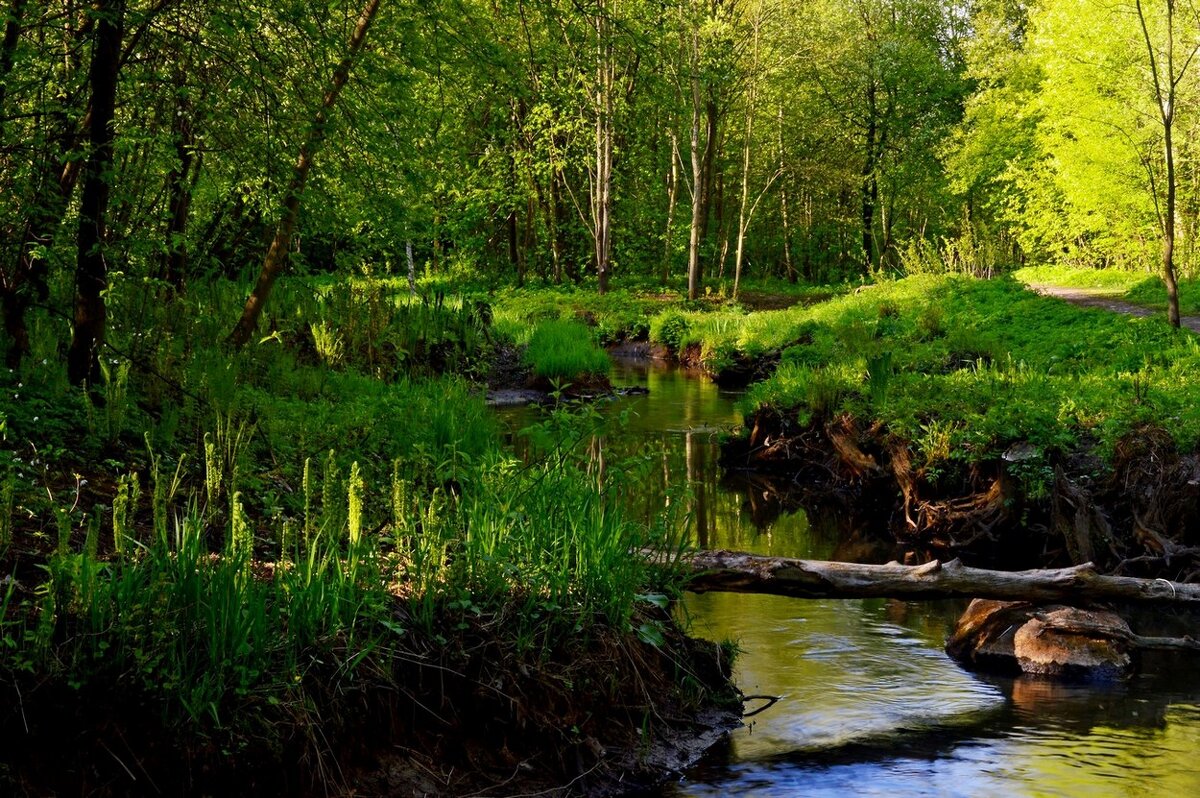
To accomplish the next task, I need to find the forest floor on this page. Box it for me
[1025,282,1200,332]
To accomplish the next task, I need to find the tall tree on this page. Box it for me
[68,0,125,386]
[1135,0,1199,328]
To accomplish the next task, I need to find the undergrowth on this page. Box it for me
[0,272,719,788]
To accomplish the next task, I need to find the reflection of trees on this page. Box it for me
[720,471,896,562]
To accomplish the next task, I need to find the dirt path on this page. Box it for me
[1026,282,1200,333]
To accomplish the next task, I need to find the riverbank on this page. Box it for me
[716,275,1200,578]
[0,277,742,795]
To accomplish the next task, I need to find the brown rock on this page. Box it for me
[946,599,1133,680]
[1013,607,1132,680]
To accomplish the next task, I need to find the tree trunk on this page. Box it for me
[406,239,415,294]
[699,96,718,251]
[67,0,124,386]
[1135,0,1186,328]
[3,2,88,369]
[673,549,1200,605]
[662,129,680,286]
[507,210,523,287]
[226,0,382,349]
[861,92,878,275]
[162,72,198,292]
[544,175,563,284]
[732,17,761,300]
[0,0,26,139]
[686,21,705,301]
[1164,111,1181,327]
[588,0,614,295]
[778,105,795,284]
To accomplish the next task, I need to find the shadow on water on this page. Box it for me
[495,357,1200,798]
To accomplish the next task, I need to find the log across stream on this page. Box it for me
[675,549,1200,605]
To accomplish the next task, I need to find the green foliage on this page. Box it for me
[523,320,611,381]
[649,311,693,351]
[743,275,1200,468]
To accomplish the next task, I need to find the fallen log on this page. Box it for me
[677,549,1200,605]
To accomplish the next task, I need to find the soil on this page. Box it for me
[1,608,743,797]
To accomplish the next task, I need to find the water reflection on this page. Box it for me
[496,357,1200,797]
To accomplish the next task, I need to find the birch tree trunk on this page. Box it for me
[592,0,615,295]
[686,2,705,300]
[732,10,761,299]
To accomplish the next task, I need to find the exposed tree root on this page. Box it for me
[725,411,1200,580]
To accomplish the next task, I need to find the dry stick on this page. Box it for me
[673,549,1200,605]
[741,694,782,718]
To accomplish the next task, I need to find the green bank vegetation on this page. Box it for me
[0,277,732,792]
[732,275,1200,492]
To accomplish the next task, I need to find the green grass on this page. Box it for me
[739,274,1200,474]
[0,271,694,756]
[522,319,612,381]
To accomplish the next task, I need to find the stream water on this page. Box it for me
[498,358,1200,797]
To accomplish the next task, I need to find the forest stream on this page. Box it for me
[499,357,1200,798]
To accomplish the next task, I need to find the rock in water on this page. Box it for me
[946,599,1133,680]
[1013,607,1132,680]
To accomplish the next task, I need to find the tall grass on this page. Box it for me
[4,394,679,735]
[523,320,611,381]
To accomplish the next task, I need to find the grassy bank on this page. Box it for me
[0,277,738,794]
[726,275,1200,458]
[719,274,1200,570]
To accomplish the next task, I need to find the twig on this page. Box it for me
[98,739,137,783]
[14,682,28,734]
[741,694,782,718]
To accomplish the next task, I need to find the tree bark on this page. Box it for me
[1135,0,1188,328]
[861,82,878,274]
[226,0,382,349]
[67,0,124,386]
[662,129,680,286]
[591,0,614,295]
[778,104,795,284]
[162,71,199,292]
[686,11,704,300]
[0,0,26,139]
[673,549,1200,605]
